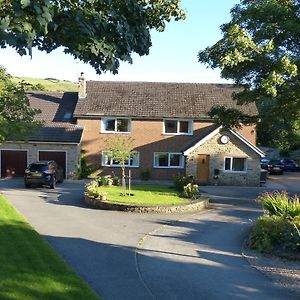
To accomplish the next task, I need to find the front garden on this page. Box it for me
[0,195,101,300]
[250,191,300,260]
[85,174,201,207]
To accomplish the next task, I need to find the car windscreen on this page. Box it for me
[29,164,48,172]
[270,160,281,164]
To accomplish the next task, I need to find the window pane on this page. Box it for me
[117,119,129,132]
[129,152,139,167]
[170,154,182,167]
[165,120,177,133]
[179,121,189,133]
[155,153,168,166]
[225,158,231,170]
[102,152,111,165]
[104,119,115,131]
[232,158,246,171]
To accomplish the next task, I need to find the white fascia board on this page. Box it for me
[183,126,222,156]
[229,130,265,158]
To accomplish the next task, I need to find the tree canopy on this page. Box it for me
[0,0,185,74]
[198,0,300,150]
[0,66,41,142]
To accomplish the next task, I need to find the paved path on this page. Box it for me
[0,178,298,299]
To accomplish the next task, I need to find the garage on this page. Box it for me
[38,151,67,178]
[1,150,28,177]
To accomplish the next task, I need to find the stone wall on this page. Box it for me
[0,142,80,178]
[186,131,261,186]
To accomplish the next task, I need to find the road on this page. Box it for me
[0,177,298,299]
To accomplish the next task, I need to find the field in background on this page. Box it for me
[12,77,78,92]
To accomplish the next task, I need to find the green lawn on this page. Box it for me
[96,184,189,206]
[0,195,101,300]
[12,77,77,92]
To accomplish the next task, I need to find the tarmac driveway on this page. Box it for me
[0,178,298,299]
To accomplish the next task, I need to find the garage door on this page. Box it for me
[1,150,27,177]
[38,151,66,178]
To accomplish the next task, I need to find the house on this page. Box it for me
[0,92,83,178]
[74,78,264,186]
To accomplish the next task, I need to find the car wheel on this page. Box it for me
[49,176,56,189]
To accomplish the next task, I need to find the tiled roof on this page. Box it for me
[74,81,258,118]
[27,92,83,144]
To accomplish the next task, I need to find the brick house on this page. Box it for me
[0,92,83,178]
[74,79,264,186]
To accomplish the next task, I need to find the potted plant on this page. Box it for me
[98,191,108,201]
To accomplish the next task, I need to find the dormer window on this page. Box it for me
[101,118,131,133]
[163,119,193,135]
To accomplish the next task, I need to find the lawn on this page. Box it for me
[96,184,189,206]
[0,195,101,300]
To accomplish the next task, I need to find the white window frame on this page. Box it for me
[224,156,247,173]
[153,152,184,169]
[101,117,131,133]
[163,119,193,135]
[101,151,139,168]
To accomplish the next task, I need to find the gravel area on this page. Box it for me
[243,246,300,297]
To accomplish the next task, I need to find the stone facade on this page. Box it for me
[186,131,261,186]
[0,142,80,178]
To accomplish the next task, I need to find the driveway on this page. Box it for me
[0,178,298,299]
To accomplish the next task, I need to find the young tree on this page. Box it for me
[0,0,185,74]
[104,135,136,195]
[0,66,41,142]
[198,0,300,149]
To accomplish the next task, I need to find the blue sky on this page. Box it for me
[0,0,239,83]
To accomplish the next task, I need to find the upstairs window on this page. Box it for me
[102,118,131,133]
[154,152,184,168]
[163,120,192,135]
[224,157,247,172]
[101,151,139,167]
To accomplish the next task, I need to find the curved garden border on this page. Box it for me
[84,193,209,213]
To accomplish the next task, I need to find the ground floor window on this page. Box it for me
[224,157,247,172]
[154,152,184,168]
[101,151,139,167]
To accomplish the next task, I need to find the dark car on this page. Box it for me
[280,159,297,172]
[266,159,284,175]
[24,161,64,188]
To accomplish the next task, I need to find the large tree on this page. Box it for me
[0,66,41,142]
[198,0,300,150]
[0,0,185,74]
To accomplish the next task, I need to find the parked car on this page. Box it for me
[260,158,270,170]
[266,159,284,175]
[24,161,64,188]
[280,158,297,172]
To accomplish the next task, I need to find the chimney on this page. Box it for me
[78,72,87,99]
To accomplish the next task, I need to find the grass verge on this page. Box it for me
[96,184,189,206]
[0,195,101,300]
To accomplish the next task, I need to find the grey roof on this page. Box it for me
[74,81,258,118]
[27,92,83,144]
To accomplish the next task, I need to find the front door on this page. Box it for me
[197,154,210,184]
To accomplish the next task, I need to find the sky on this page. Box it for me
[0,0,239,83]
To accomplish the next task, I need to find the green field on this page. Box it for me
[12,77,78,92]
[0,195,101,300]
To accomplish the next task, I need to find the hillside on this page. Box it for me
[12,77,78,92]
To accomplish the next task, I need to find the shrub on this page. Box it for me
[249,215,300,253]
[140,169,151,181]
[257,191,300,218]
[96,175,113,186]
[173,174,194,192]
[85,180,99,198]
[182,183,199,199]
[77,151,93,179]
[112,176,120,186]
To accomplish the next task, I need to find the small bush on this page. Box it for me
[182,183,199,199]
[249,215,300,253]
[112,176,120,186]
[77,151,93,179]
[257,191,300,218]
[140,169,151,181]
[173,174,194,192]
[96,175,113,186]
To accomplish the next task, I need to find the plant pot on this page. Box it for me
[99,195,107,201]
